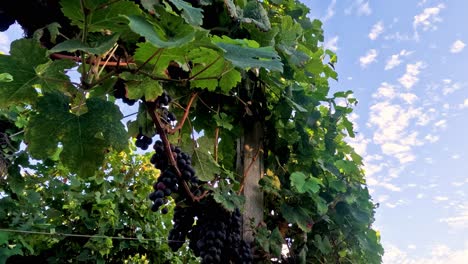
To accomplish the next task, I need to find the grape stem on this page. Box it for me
[237,146,263,195]
[167,92,198,134]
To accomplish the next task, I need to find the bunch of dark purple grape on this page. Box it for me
[135,132,152,150]
[185,202,252,264]
[167,206,196,251]
[113,78,136,106]
[148,167,178,214]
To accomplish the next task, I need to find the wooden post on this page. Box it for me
[238,119,264,243]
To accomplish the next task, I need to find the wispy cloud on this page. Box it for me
[383,243,468,264]
[413,3,445,37]
[369,21,384,40]
[345,0,372,16]
[359,49,378,68]
[440,202,468,229]
[324,35,339,52]
[450,40,466,53]
[385,50,413,70]
[398,62,425,89]
[425,134,439,143]
[322,0,337,22]
[459,99,468,109]
[442,79,464,95]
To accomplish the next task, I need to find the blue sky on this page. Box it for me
[1,1,467,263]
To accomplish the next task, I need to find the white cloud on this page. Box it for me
[383,243,468,264]
[441,79,464,95]
[398,62,425,89]
[425,134,439,143]
[384,32,414,42]
[359,49,378,68]
[440,202,468,229]
[0,32,10,54]
[373,82,396,99]
[408,244,417,250]
[322,0,337,22]
[450,40,466,53]
[400,93,418,104]
[459,99,468,109]
[369,21,384,40]
[324,36,339,52]
[434,196,449,202]
[368,100,426,164]
[357,1,372,16]
[434,119,447,129]
[385,50,412,70]
[345,0,372,16]
[413,4,445,37]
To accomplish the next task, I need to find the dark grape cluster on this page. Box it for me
[167,206,195,251]
[148,167,179,213]
[184,202,252,264]
[155,91,172,106]
[113,78,136,106]
[135,132,152,150]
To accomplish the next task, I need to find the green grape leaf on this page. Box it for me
[313,234,332,254]
[191,136,221,181]
[33,22,61,44]
[213,36,283,72]
[25,92,128,177]
[188,47,224,90]
[167,0,204,26]
[219,68,241,93]
[119,72,163,101]
[241,1,271,31]
[280,204,313,232]
[285,96,307,112]
[124,15,195,48]
[212,181,245,212]
[49,34,120,55]
[213,113,233,130]
[254,226,271,253]
[61,0,141,33]
[0,39,75,108]
[269,228,283,257]
[290,172,321,194]
[133,43,187,77]
[276,15,302,46]
[335,159,360,176]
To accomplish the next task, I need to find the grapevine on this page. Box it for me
[0,0,384,263]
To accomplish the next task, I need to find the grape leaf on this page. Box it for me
[191,135,221,181]
[242,1,271,31]
[25,92,128,177]
[0,39,75,108]
[219,68,241,93]
[133,43,197,80]
[61,0,141,33]
[119,72,163,101]
[290,172,321,194]
[212,36,283,72]
[269,228,283,257]
[280,204,313,232]
[167,0,204,26]
[212,181,245,212]
[188,47,224,90]
[124,15,195,48]
[49,34,120,55]
[313,234,332,254]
